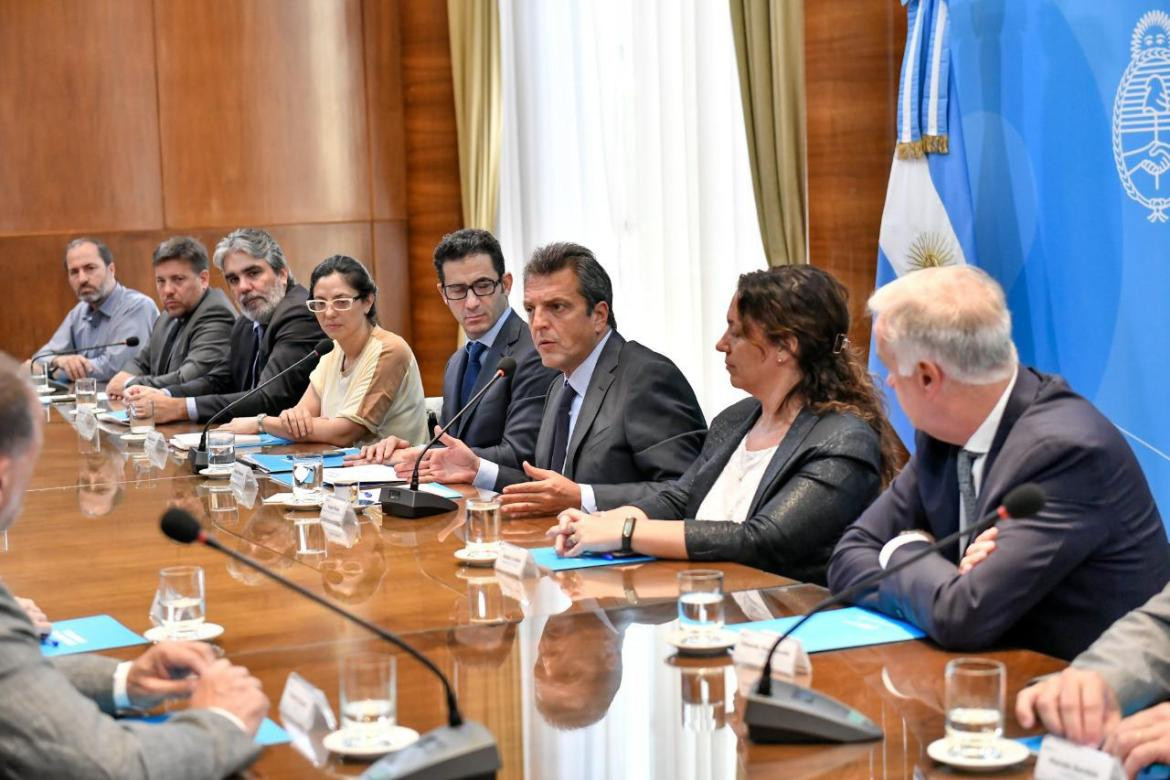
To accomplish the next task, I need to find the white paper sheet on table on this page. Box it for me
[323,465,404,484]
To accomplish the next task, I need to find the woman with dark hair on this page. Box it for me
[549,265,898,583]
[219,255,427,446]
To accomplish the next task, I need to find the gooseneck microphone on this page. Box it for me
[381,356,517,519]
[31,336,141,363]
[160,509,500,779]
[744,483,1047,744]
[187,338,333,472]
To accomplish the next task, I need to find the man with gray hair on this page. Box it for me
[827,265,1170,660]
[128,228,324,423]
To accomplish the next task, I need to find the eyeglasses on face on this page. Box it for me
[442,277,502,300]
[306,296,362,313]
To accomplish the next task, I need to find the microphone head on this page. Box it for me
[160,508,202,544]
[126,336,140,347]
[1002,483,1046,518]
[314,338,335,356]
[496,356,517,377]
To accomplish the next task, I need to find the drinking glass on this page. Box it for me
[464,498,502,557]
[159,565,206,639]
[128,399,155,434]
[291,455,324,501]
[206,431,235,470]
[680,665,727,732]
[944,658,1005,759]
[339,653,397,745]
[75,377,98,412]
[677,569,725,643]
[30,362,49,390]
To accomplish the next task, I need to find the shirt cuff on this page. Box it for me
[185,397,199,421]
[113,661,133,710]
[473,458,499,490]
[879,532,933,569]
[207,706,251,735]
[580,484,598,514]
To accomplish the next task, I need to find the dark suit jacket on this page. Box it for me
[827,366,1170,660]
[493,331,707,505]
[123,288,236,389]
[166,283,325,422]
[632,399,882,584]
[442,309,558,468]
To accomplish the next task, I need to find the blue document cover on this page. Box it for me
[530,546,655,571]
[127,714,290,746]
[247,450,357,473]
[41,615,148,657]
[725,606,924,653]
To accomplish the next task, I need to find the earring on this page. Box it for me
[776,354,785,364]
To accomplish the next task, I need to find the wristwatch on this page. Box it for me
[620,515,638,554]
[255,413,268,434]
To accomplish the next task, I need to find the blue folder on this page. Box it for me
[41,615,148,657]
[530,546,655,571]
[127,714,290,746]
[247,449,357,473]
[724,606,925,653]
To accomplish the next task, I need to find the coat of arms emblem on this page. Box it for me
[1114,10,1170,222]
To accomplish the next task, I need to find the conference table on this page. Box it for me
[2,399,1064,778]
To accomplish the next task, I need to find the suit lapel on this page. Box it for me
[443,348,466,427]
[534,377,565,468]
[689,404,761,507]
[563,334,622,477]
[746,407,820,515]
[979,366,1039,495]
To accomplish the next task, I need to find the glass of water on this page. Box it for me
[30,361,49,390]
[945,658,1005,759]
[291,455,324,501]
[75,377,98,412]
[206,431,235,470]
[128,399,155,434]
[340,653,397,745]
[159,565,206,639]
[677,569,725,643]
[464,498,502,557]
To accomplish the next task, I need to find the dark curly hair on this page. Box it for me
[736,266,900,485]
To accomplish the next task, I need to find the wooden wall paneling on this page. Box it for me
[373,221,412,340]
[153,0,372,228]
[363,0,409,222]
[0,0,164,235]
[401,0,464,394]
[804,0,905,356]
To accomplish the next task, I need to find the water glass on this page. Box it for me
[464,498,502,556]
[128,399,155,434]
[945,658,1005,759]
[339,653,397,745]
[680,665,727,732]
[159,565,206,639]
[207,431,235,470]
[30,361,48,390]
[677,569,725,642]
[75,377,98,412]
[291,455,324,500]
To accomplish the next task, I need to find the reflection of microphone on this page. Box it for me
[32,336,141,362]
[187,338,333,472]
[382,356,517,518]
[744,483,1047,744]
[160,508,501,777]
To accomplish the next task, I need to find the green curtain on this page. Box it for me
[447,0,501,231]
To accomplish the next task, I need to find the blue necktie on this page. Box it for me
[248,322,265,390]
[460,341,487,408]
[548,381,577,474]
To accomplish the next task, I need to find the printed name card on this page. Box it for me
[279,671,336,733]
[1035,736,1125,780]
[75,409,98,440]
[230,463,258,508]
[144,431,169,469]
[494,542,537,579]
[732,630,810,676]
[319,497,359,547]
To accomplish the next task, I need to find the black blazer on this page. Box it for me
[632,399,882,584]
[827,367,1170,660]
[168,283,325,422]
[125,288,237,389]
[493,331,707,503]
[441,309,558,469]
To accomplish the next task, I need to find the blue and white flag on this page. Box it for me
[872,0,977,450]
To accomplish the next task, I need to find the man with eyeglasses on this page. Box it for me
[352,228,556,468]
[127,228,324,423]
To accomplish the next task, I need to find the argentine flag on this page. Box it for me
[872,0,978,450]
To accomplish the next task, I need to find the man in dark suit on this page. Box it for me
[827,265,1170,660]
[408,241,707,518]
[106,236,236,400]
[350,229,556,468]
[0,352,268,776]
[127,228,325,423]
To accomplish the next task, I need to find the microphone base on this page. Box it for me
[360,720,500,779]
[380,486,458,518]
[186,448,209,473]
[744,679,882,744]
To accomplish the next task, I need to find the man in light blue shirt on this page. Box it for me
[29,238,158,382]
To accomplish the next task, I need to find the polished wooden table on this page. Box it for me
[3,402,1063,778]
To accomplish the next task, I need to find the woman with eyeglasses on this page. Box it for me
[218,255,427,446]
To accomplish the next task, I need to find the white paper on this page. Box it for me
[1034,736,1125,780]
[170,432,265,450]
[494,542,536,579]
[732,630,810,675]
[323,465,403,485]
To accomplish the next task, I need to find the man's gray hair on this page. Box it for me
[868,265,1017,384]
[0,352,37,457]
[212,228,291,280]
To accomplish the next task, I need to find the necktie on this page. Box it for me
[460,341,488,408]
[156,318,183,373]
[548,381,578,474]
[956,449,979,549]
[247,322,265,390]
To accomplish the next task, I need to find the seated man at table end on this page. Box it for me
[0,351,269,777]
[826,265,1170,660]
